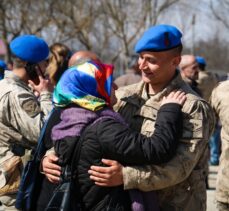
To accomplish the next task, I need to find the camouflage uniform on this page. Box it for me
[197,70,218,101]
[210,81,229,210]
[114,71,215,211]
[0,71,52,210]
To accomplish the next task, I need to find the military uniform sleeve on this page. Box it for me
[5,89,52,144]
[39,91,53,116]
[122,100,215,191]
[210,86,221,115]
[210,83,229,134]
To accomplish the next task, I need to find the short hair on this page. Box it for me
[70,57,92,67]
[169,44,183,56]
[12,56,26,68]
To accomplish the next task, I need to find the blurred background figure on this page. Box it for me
[0,60,7,80]
[179,54,202,96]
[210,80,229,210]
[114,55,141,87]
[68,50,100,67]
[196,56,218,102]
[46,43,72,86]
[195,56,221,166]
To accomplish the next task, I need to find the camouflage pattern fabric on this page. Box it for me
[197,70,218,102]
[114,71,215,211]
[210,80,229,205]
[217,201,229,211]
[0,71,52,208]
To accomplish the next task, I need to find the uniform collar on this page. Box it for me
[4,70,31,91]
[119,70,186,107]
[141,70,185,101]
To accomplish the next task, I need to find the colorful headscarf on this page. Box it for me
[53,60,114,111]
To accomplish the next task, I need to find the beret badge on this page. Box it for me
[164,32,170,47]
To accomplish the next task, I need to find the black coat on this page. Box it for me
[36,103,182,211]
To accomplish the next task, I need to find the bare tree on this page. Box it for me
[210,0,229,29]
[0,0,185,73]
[100,0,182,71]
[47,0,103,48]
[0,0,53,62]
[195,35,229,72]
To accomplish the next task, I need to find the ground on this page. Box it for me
[0,164,220,211]
[207,164,218,211]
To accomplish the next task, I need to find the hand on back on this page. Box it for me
[161,90,186,106]
[41,153,61,184]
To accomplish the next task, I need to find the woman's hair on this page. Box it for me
[46,43,71,85]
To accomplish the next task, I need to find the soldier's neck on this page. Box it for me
[13,68,29,83]
[148,83,166,95]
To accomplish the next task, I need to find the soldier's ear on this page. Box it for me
[172,56,181,68]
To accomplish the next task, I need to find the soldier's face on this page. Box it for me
[182,61,199,81]
[138,51,179,86]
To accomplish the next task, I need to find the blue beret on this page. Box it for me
[0,60,7,69]
[196,56,206,66]
[135,24,182,53]
[10,35,49,63]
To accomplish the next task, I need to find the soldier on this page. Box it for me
[0,35,53,210]
[179,54,202,97]
[210,81,229,210]
[88,25,215,211]
[195,56,221,166]
[196,56,218,102]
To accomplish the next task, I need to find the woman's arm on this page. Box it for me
[96,91,185,165]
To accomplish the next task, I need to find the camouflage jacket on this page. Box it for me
[197,70,218,102]
[210,80,229,204]
[114,72,215,211]
[0,71,52,199]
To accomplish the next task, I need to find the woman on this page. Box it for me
[29,43,71,210]
[40,58,186,211]
[46,43,72,86]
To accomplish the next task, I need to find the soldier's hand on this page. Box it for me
[41,153,61,184]
[88,159,123,187]
[161,90,186,106]
[28,75,53,95]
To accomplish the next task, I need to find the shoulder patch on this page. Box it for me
[21,99,41,117]
[182,119,203,139]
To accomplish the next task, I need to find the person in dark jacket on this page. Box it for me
[34,51,103,211]
[37,58,186,211]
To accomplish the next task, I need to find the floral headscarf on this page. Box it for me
[53,60,114,111]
